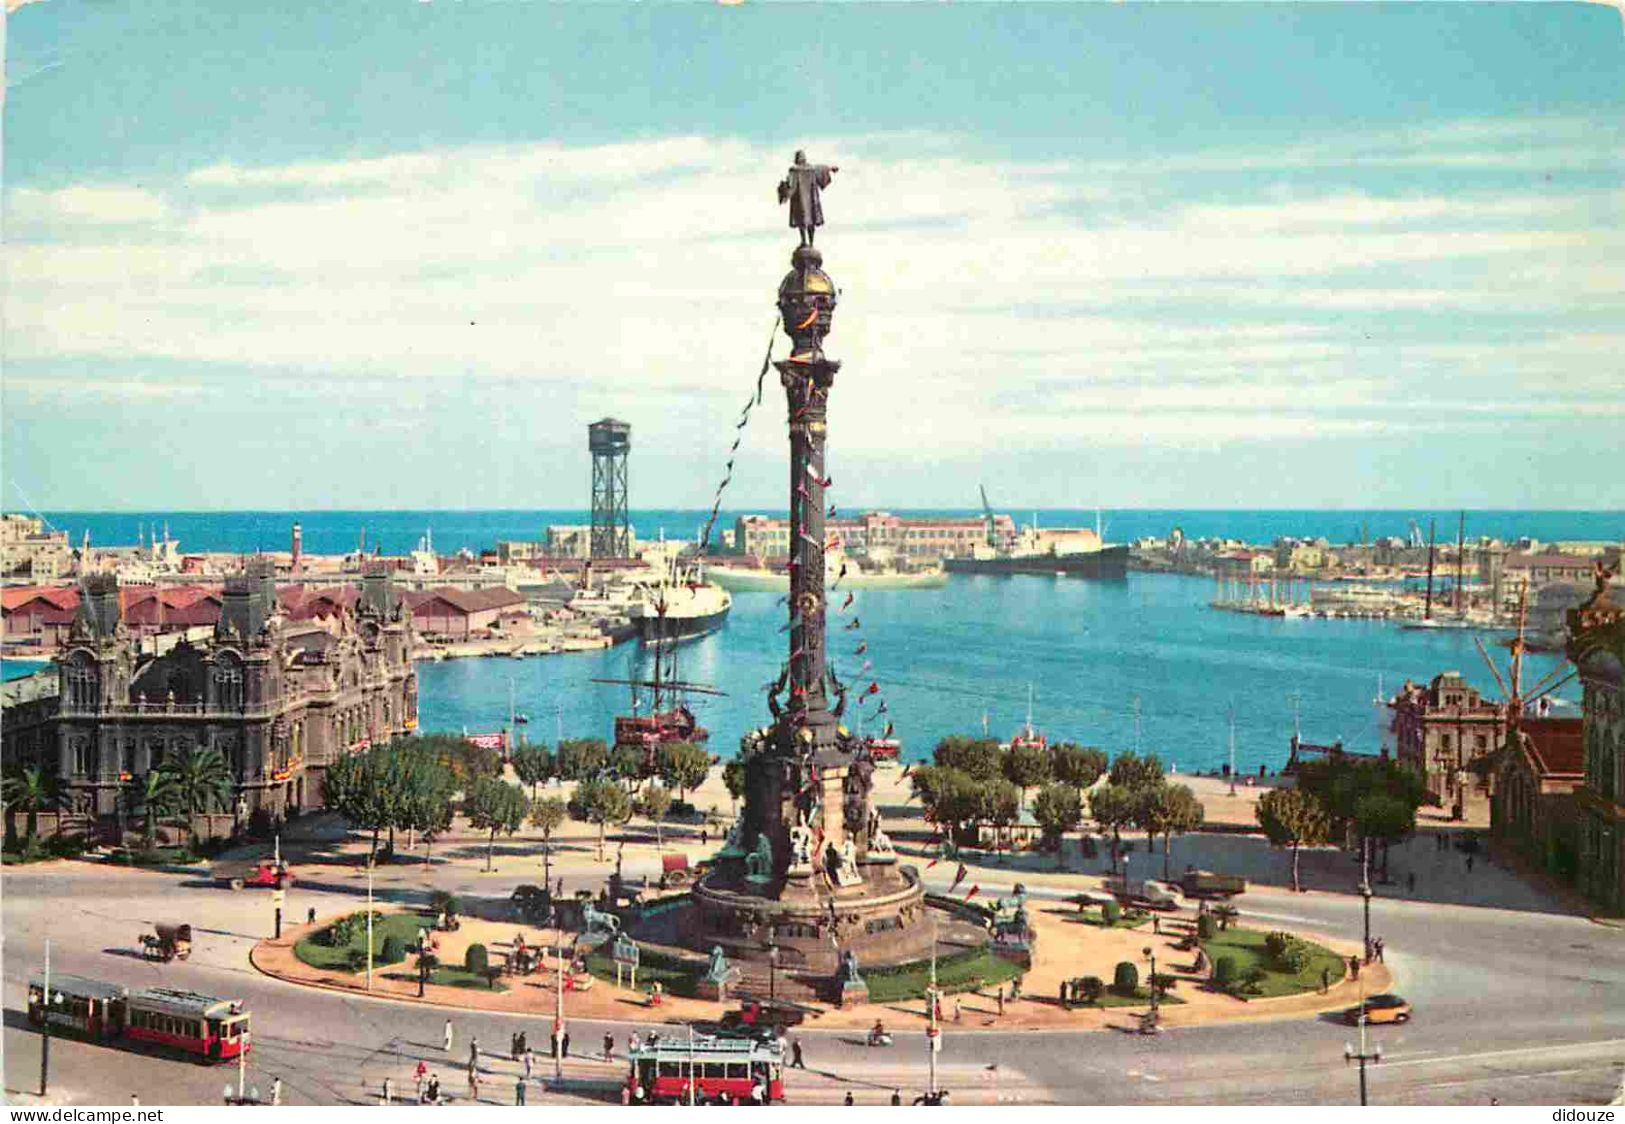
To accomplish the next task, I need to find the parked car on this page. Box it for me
[1178,868,1247,899]
[211,859,293,891]
[1341,994,1411,1025]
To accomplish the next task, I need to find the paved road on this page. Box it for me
[4,841,1623,1107]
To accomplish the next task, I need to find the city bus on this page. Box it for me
[27,976,251,1063]
[626,1033,785,1105]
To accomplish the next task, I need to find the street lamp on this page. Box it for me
[1344,990,1383,1106]
[762,936,780,1004]
[1142,945,1159,1016]
[1359,838,1374,965]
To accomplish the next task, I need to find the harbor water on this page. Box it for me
[414,570,1568,775]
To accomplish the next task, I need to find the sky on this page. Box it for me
[4,1,1623,512]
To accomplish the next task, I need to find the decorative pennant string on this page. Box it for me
[700,311,781,551]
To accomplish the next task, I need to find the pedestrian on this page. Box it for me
[516,1077,527,1106]
[1349,954,1361,981]
[524,1049,534,1080]
[1407,872,1416,894]
[791,1039,806,1069]
[556,877,564,896]
[381,1077,393,1106]
[1376,938,1386,963]
[552,1030,561,1058]
[517,1029,527,1057]
[307,906,317,925]
[511,1032,521,1061]
[1153,916,1160,935]
[467,1065,479,1102]
[997,987,1005,1016]
[1466,854,1474,873]
[953,999,962,1023]
[701,829,709,845]
[891,1089,903,1106]
[628,1032,638,1058]
[562,1030,571,1058]
[130,1095,140,1107]
[845,1091,855,1105]
[470,1038,480,1069]
[443,1018,454,1053]
[1320,966,1330,994]
[604,1032,615,1062]
[272,1076,283,1106]
[414,1061,427,1102]
[426,1075,441,1105]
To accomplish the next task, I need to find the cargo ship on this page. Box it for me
[708,551,947,593]
[943,489,1129,579]
[627,559,733,643]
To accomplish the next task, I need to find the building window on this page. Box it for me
[121,740,136,776]
[65,664,97,710]
[71,738,93,777]
[214,663,244,710]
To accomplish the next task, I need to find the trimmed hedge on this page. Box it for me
[1112,961,1140,996]
[1102,900,1122,924]
[1213,955,1237,987]
[465,943,489,974]
[1197,913,1218,941]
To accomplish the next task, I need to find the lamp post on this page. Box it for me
[765,940,779,1004]
[553,936,566,1084]
[365,861,375,992]
[38,940,53,1097]
[1359,838,1374,964]
[926,913,940,1099]
[1143,945,1159,1016]
[1344,981,1382,1106]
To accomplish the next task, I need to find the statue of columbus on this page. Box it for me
[777,150,838,246]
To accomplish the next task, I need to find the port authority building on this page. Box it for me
[1,562,417,841]
[734,511,1016,561]
[1567,582,1625,915]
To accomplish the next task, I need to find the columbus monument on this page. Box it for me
[679,154,953,994]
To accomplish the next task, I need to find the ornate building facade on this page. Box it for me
[1569,577,1625,915]
[2,563,417,835]
[1390,671,1507,818]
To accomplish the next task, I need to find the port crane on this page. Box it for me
[979,484,999,549]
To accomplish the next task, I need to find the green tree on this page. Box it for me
[556,738,610,782]
[569,776,631,861]
[3,767,61,844]
[126,769,177,850]
[415,732,502,788]
[324,746,394,861]
[982,778,1022,860]
[465,777,529,872]
[911,765,984,844]
[657,742,712,804]
[398,747,455,867]
[1356,791,1416,880]
[1031,782,1083,867]
[157,744,234,841]
[1050,743,1108,790]
[933,736,1003,784]
[529,795,568,886]
[1089,783,1138,876]
[510,744,553,799]
[1135,781,1205,879]
[1255,786,1330,892]
[1108,751,1164,792]
[1002,742,1053,802]
[722,758,747,814]
[637,784,674,851]
[609,744,647,794]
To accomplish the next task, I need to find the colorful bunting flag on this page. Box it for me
[950,863,969,891]
[844,618,862,630]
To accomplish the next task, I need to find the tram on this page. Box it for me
[27,976,251,1063]
[625,1033,785,1105]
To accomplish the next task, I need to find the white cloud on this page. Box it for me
[9,185,168,225]
[6,126,1623,467]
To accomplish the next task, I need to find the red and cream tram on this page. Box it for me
[626,1034,785,1105]
[28,976,251,1062]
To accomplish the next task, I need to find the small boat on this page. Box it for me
[514,714,530,725]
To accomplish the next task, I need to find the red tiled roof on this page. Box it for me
[1519,717,1585,778]
[2,587,78,613]
[405,587,527,615]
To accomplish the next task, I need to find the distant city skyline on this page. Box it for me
[4,3,1623,511]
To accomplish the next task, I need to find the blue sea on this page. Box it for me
[33,508,1625,558]
[17,508,1600,776]
[411,572,1569,776]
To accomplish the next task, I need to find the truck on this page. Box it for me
[210,859,293,891]
[1102,875,1186,910]
[1178,868,1247,899]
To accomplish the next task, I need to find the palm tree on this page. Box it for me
[3,767,60,844]
[127,770,179,850]
[156,745,234,841]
